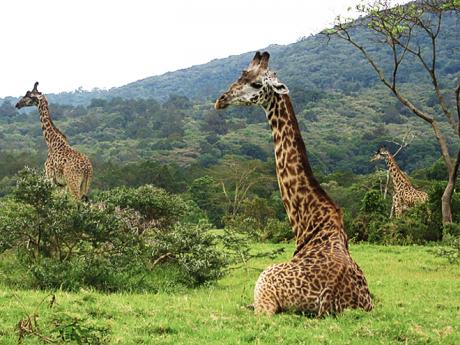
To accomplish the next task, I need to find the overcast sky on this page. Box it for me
[1,0,403,98]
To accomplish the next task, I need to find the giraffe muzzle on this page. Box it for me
[214,96,229,110]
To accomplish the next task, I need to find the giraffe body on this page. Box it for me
[16,82,93,200]
[372,147,427,217]
[215,52,373,316]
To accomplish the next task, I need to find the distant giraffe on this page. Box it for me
[16,82,93,200]
[372,146,428,217]
[215,52,373,316]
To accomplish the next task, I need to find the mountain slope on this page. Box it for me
[0,6,458,179]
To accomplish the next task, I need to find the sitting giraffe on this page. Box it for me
[16,82,93,200]
[371,146,428,217]
[215,52,373,316]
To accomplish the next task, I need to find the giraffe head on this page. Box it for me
[215,51,289,110]
[16,82,42,109]
[371,146,391,162]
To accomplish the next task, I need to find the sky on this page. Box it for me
[1,0,391,98]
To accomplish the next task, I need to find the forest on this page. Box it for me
[0,1,459,344]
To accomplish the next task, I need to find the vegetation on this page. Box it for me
[0,168,227,292]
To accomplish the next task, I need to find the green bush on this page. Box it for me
[148,220,227,286]
[0,168,227,290]
[260,218,293,243]
[443,223,460,238]
[95,184,189,229]
[223,215,261,240]
[348,190,388,242]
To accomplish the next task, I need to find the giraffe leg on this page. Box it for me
[392,195,402,218]
[254,299,279,316]
[44,157,55,183]
[253,272,280,316]
[63,165,82,200]
[317,287,333,317]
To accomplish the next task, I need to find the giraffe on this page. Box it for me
[215,52,373,316]
[16,82,93,200]
[371,146,428,217]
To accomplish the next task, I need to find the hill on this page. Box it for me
[0,6,458,179]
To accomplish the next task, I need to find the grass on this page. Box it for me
[0,243,459,344]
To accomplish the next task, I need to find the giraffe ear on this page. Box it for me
[259,52,270,70]
[249,51,262,68]
[271,80,289,95]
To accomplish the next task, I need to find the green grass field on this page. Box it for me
[1,243,459,344]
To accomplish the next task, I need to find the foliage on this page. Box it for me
[148,220,228,287]
[260,218,293,243]
[189,175,226,227]
[50,313,110,345]
[94,184,189,229]
[378,204,437,245]
[0,168,149,291]
[348,190,390,242]
[0,168,228,291]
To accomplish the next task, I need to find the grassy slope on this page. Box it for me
[0,243,459,344]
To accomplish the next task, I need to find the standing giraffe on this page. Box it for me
[371,146,428,217]
[215,52,373,316]
[16,82,93,200]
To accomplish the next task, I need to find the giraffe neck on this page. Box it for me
[262,93,346,254]
[37,96,67,151]
[385,154,412,192]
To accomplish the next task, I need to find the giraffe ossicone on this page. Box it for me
[372,146,428,217]
[16,82,93,200]
[215,51,373,316]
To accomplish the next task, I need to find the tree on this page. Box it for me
[208,156,271,217]
[326,0,460,224]
[189,175,226,227]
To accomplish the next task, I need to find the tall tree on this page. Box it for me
[326,0,460,224]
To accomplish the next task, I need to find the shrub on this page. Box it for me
[148,220,227,286]
[223,215,261,240]
[0,168,227,290]
[260,218,293,243]
[95,184,189,229]
[348,190,388,242]
[435,236,460,264]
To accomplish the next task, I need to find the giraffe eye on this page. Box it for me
[250,82,263,89]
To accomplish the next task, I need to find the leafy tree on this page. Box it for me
[201,110,228,135]
[189,175,225,227]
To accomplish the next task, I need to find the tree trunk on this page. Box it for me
[441,179,454,224]
[442,148,460,225]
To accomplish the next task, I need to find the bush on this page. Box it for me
[223,215,261,240]
[260,218,293,243]
[426,181,460,238]
[436,236,460,264]
[0,168,227,290]
[95,184,189,229]
[147,220,227,287]
[348,190,388,242]
[378,204,435,245]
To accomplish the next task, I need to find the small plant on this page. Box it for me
[15,294,110,345]
[51,314,110,344]
[435,237,460,264]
